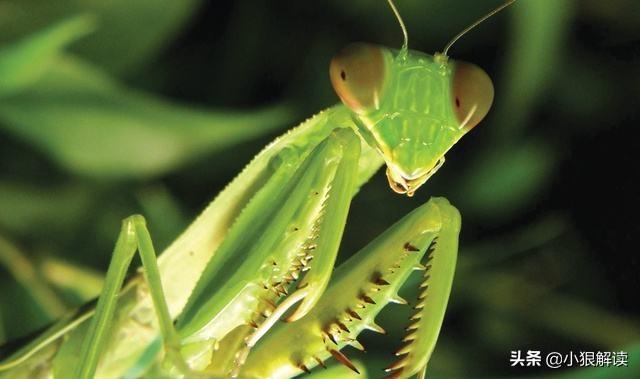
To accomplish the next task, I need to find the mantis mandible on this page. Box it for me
[0,1,514,378]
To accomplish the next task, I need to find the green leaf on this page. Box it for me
[0,0,201,74]
[0,15,94,97]
[492,0,574,139]
[0,55,294,179]
[454,139,556,220]
[0,182,94,237]
[0,236,68,319]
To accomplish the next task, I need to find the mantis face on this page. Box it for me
[330,43,494,196]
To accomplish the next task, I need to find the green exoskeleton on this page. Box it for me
[0,1,514,378]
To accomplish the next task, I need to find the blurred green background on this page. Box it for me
[0,0,638,377]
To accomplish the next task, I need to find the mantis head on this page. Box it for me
[330,44,493,196]
[329,0,513,196]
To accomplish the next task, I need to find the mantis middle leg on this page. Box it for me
[73,215,194,379]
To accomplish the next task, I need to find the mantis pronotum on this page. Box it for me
[0,1,514,378]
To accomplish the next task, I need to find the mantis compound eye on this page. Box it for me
[451,61,494,129]
[330,43,387,113]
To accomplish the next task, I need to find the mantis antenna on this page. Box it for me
[440,0,517,56]
[386,0,408,51]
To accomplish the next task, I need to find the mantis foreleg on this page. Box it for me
[178,128,363,376]
[240,197,461,379]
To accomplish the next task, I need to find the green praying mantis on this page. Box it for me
[0,1,515,378]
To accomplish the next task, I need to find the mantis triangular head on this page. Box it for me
[329,0,516,196]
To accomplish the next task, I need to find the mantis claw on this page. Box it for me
[240,198,460,379]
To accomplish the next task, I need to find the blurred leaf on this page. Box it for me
[40,257,103,304]
[553,58,613,126]
[0,236,67,319]
[0,0,201,74]
[0,15,94,97]
[0,182,94,237]
[465,272,640,349]
[455,139,556,220]
[493,0,574,139]
[459,215,568,271]
[0,55,294,179]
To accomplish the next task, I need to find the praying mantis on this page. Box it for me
[0,1,515,378]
